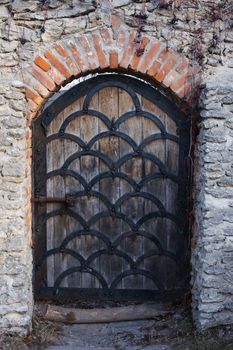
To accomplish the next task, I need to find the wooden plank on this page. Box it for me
[164,113,180,289]
[118,89,143,290]
[33,120,47,291]
[46,111,66,287]
[63,97,83,288]
[43,76,185,296]
[45,303,170,324]
[79,93,100,288]
[141,97,167,290]
[98,86,120,289]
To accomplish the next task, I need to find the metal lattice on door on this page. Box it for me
[33,74,190,302]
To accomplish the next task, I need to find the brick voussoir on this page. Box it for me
[162,70,179,88]
[25,86,43,105]
[100,27,113,46]
[156,52,181,83]
[34,55,51,72]
[33,81,50,98]
[27,98,40,112]
[92,33,109,69]
[68,39,89,72]
[138,40,162,73]
[170,71,190,92]
[109,50,119,69]
[171,63,199,93]
[29,30,198,113]
[129,36,150,71]
[24,73,50,99]
[79,35,99,70]
[175,56,190,73]
[48,66,66,86]
[117,31,127,49]
[44,49,72,79]
[147,61,161,77]
[177,82,193,98]
[120,31,137,69]
[55,42,80,76]
[31,64,56,91]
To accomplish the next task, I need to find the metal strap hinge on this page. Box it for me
[32,195,75,206]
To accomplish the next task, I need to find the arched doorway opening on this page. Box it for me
[32,73,191,303]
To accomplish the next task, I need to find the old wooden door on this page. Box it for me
[33,74,190,302]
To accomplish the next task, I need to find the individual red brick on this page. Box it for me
[26,130,32,148]
[34,55,51,72]
[156,53,180,82]
[117,31,126,48]
[31,64,56,91]
[27,98,40,112]
[55,43,80,75]
[48,66,66,86]
[26,148,32,159]
[100,28,113,46]
[130,37,150,71]
[109,50,118,69]
[147,61,161,76]
[24,73,50,99]
[26,128,32,142]
[158,47,173,62]
[25,111,31,123]
[26,111,36,123]
[177,82,192,98]
[79,35,98,70]
[176,57,189,73]
[92,33,108,69]
[68,40,89,72]
[120,31,137,69]
[25,87,43,105]
[138,41,161,73]
[162,70,179,87]
[45,49,72,79]
[170,71,189,92]
[33,80,50,98]
[111,15,124,39]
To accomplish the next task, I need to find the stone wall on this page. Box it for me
[0,0,232,334]
[192,68,233,328]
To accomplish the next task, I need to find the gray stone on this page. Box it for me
[0,0,232,337]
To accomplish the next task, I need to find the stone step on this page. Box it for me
[46,345,171,350]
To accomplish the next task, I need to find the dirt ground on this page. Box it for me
[1,305,233,350]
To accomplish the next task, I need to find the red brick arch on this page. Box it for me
[24,28,200,249]
[25,28,200,117]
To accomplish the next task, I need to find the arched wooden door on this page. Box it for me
[33,74,190,302]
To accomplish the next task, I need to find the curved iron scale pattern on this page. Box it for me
[33,75,190,301]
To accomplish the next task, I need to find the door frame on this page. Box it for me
[32,73,191,302]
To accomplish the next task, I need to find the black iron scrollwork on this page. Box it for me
[33,75,190,301]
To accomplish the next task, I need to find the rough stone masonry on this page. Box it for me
[0,0,233,334]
